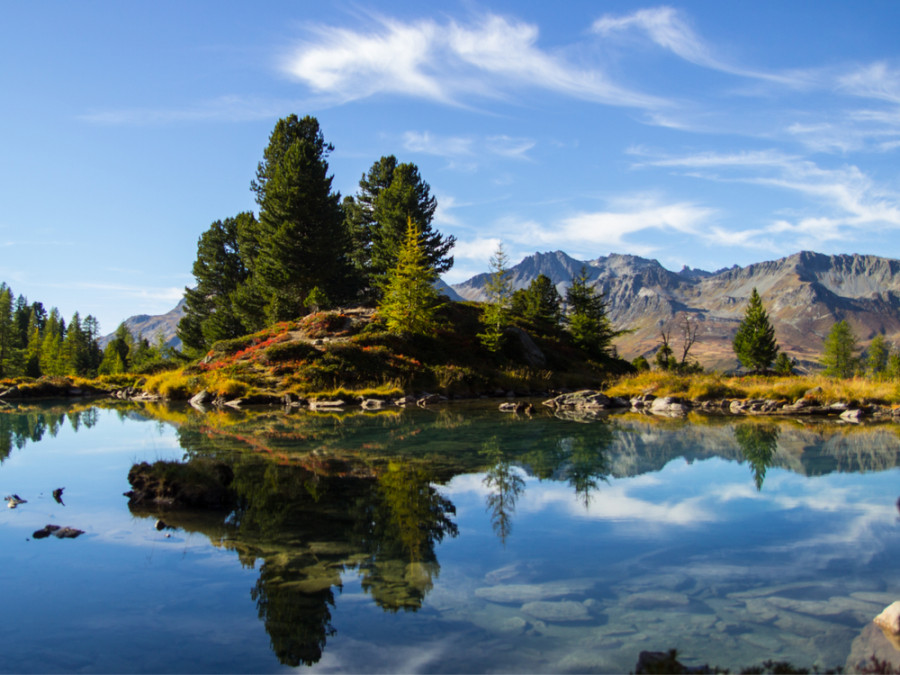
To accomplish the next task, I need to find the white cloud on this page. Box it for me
[636,149,900,249]
[513,198,715,253]
[592,6,808,87]
[80,95,301,125]
[283,13,667,110]
[403,131,474,157]
[838,61,900,104]
[485,135,535,160]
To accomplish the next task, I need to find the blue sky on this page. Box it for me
[3,1,900,333]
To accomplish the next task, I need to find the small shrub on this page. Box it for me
[262,340,319,363]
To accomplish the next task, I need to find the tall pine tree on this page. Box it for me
[343,155,454,299]
[565,267,617,357]
[249,115,352,322]
[732,288,779,374]
[178,213,255,354]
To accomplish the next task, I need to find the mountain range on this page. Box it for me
[111,250,900,371]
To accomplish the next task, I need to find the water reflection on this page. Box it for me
[129,450,459,666]
[734,422,780,491]
[4,401,899,670]
[0,404,98,462]
[482,437,526,544]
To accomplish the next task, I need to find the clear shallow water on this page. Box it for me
[0,402,898,673]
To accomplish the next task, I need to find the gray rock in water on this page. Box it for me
[649,396,690,416]
[520,600,590,622]
[623,590,691,609]
[475,580,594,604]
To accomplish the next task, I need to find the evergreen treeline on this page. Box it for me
[0,282,176,379]
[177,114,455,356]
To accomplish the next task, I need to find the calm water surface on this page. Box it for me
[0,401,898,673]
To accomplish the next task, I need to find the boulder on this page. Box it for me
[309,399,346,410]
[505,326,547,367]
[650,396,689,416]
[840,408,865,422]
[874,601,900,636]
[543,390,611,410]
[361,398,387,410]
[189,390,212,409]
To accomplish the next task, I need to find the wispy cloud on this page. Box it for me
[403,131,474,157]
[636,148,900,250]
[283,13,667,110]
[592,6,812,88]
[509,196,715,255]
[403,131,536,164]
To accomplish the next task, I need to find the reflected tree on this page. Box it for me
[250,564,337,667]
[357,461,458,612]
[482,436,526,545]
[0,408,87,462]
[559,432,613,508]
[734,423,780,491]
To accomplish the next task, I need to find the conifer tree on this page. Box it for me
[344,156,454,298]
[511,274,563,335]
[378,218,441,336]
[732,288,779,374]
[565,267,617,357]
[250,114,352,321]
[0,285,15,377]
[178,213,255,354]
[821,320,858,378]
[865,335,889,378]
[478,244,513,352]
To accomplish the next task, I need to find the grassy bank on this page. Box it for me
[605,371,900,406]
[133,304,631,401]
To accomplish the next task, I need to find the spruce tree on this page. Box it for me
[378,219,441,336]
[0,285,15,377]
[178,213,255,354]
[865,334,889,378]
[565,267,617,357]
[250,115,353,321]
[732,288,779,374]
[511,274,563,335]
[344,156,454,299]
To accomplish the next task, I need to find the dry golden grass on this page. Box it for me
[607,371,900,404]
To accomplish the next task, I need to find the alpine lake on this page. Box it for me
[1,398,898,674]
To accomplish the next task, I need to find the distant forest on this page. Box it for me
[0,282,177,379]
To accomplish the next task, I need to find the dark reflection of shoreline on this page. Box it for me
[131,451,458,667]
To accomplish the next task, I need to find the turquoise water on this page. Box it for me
[0,402,898,673]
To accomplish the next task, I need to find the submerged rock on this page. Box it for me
[520,600,590,622]
[33,524,84,540]
[475,579,595,604]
